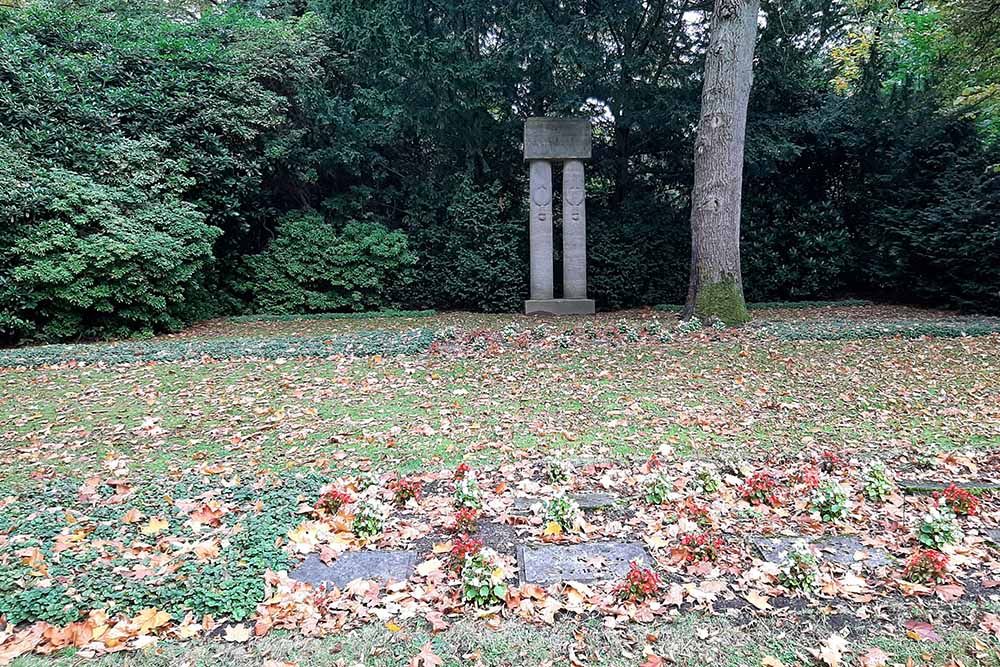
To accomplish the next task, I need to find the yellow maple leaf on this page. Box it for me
[193,540,220,561]
[543,521,563,537]
[141,517,169,536]
[174,622,200,640]
[134,607,171,634]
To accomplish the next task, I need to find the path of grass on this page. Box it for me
[8,608,993,667]
[2,322,997,490]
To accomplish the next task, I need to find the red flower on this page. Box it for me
[934,484,979,516]
[313,490,353,517]
[680,533,723,563]
[903,549,949,584]
[452,507,480,533]
[682,498,712,527]
[454,463,471,480]
[740,472,779,506]
[392,478,423,505]
[647,453,663,470]
[798,465,821,490]
[616,561,661,603]
[449,535,484,570]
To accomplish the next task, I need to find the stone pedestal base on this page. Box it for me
[525,298,595,316]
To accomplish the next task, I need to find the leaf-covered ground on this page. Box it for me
[1,305,999,666]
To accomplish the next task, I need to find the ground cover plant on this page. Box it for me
[1,306,999,666]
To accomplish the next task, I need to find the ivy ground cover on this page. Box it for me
[1,306,999,666]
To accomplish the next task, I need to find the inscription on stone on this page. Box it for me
[290,551,416,588]
[512,493,618,515]
[518,542,649,585]
[750,535,893,570]
[524,118,592,160]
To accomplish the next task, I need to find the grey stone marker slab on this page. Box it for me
[562,159,587,300]
[898,479,1000,494]
[525,299,595,316]
[571,492,618,510]
[986,529,1000,547]
[751,536,893,569]
[290,551,416,588]
[518,541,649,585]
[523,118,592,160]
[511,492,618,515]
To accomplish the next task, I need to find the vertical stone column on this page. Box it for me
[562,160,587,299]
[528,160,553,300]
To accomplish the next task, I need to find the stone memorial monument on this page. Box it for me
[523,118,596,315]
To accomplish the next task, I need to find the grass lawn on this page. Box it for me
[1,305,999,666]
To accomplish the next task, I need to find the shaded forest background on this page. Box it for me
[1,0,998,342]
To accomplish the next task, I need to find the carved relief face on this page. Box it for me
[566,183,584,207]
[564,162,585,206]
[530,161,552,206]
[531,180,551,206]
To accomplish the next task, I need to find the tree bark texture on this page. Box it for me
[684,0,759,325]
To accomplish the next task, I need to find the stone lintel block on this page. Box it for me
[525,299,595,316]
[524,118,592,160]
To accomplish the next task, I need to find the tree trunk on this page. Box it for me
[684,0,759,325]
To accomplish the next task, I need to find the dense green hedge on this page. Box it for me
[240,212,415,314]
[1,0,998,345]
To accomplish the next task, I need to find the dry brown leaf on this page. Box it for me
[411,642,443,667]
[811,633,848,667]
[223,624,251,643]
[858,647,889,667]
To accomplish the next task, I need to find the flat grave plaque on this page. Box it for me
[290,551,416,588]
[518,541,649,586]
[750,535,893,570]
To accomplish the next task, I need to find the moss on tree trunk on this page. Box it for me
[693,274,749,325]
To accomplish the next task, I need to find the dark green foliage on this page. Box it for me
[243,211,414,314]
[1,0,998,346]
[758,318,1000,341]
[655,300,873,311]
[227,309,435,323]
[402,180,525,312]
[860,101,1000,312]
[0,141,219,342]
[742,203,854,302]
[0,329,438,368]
